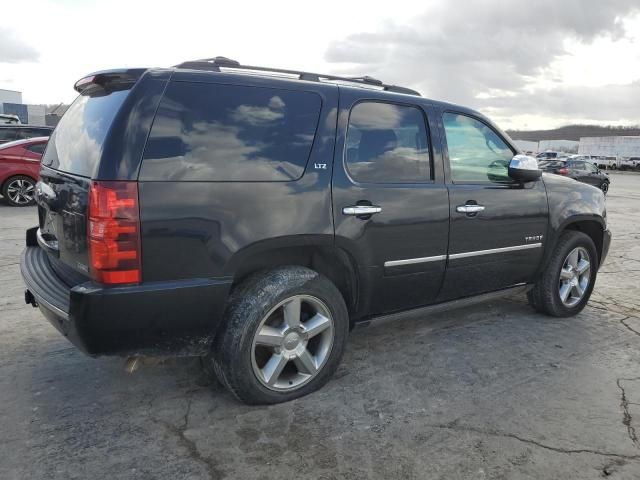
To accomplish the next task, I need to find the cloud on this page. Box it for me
[0,27,39,63]
[325,0,640,126]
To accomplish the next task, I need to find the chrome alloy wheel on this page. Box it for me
[6,178,35,205]
[558,247,591,307]
[251,295,334,391]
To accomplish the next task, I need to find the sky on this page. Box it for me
[1,0,639,130]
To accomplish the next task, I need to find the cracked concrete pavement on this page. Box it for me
[1,173,639,479]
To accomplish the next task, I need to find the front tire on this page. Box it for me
[207,266,349,404]
[528,231,598,317]
[600,181,609,195]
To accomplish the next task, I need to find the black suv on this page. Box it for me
[21,58,611,404]
[0,125,53,145]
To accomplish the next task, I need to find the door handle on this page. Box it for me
[342,205,382,216]
[456,204,485,214]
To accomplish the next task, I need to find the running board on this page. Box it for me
[357,284,531,328]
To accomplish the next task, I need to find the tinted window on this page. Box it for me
[442,113,514,183]
[568,161,586,170]
[345,102,430,183]
[140,82,321,181]
[16,128,51,140]
[42,90,129,177]
[0,128,16,143]
[26,143,46,154]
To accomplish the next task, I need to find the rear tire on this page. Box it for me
[528,231,598,317]
[2,175,36,206]
[207,266,349,404]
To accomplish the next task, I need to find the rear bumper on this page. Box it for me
[21,242,232,357]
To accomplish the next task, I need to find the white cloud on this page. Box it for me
[1,0,639,129]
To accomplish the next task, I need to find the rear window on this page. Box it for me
[42,90,129,177]
[140,82,322,181]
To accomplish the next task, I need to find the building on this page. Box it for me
[513,140,539,154]
[578,136,640,158]
[0,88,47,126]
[538,139,579,153]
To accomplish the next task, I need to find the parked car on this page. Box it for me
[620,157,640,171]
[539,159,610,194]
[0,114,21,125]
[0,137,48,206]
[0,125,53,146]
[591,155,619,170]
[536,151,561,160]
[21,58,611,404]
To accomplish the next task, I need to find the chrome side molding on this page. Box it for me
[384,243,542,267]
[384,255,447,267]
[448,243,542,260]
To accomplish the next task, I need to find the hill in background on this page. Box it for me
[506,125,640,142]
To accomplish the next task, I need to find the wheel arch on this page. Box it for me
[544,216,606,271]
[225,238,361,321]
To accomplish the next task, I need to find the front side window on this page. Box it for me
[141,82,322,182]
[345,102,430,183]
[443,113,514,183]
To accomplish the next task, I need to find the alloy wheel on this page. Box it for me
[601,182,609,194]
[6,178,35,205]
[558,247,591,307]
[251,295,334,391]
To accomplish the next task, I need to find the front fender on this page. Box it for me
[539,173,607,271]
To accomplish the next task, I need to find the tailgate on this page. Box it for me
[36,166,92,277]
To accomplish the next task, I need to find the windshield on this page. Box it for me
[42,90,129,177]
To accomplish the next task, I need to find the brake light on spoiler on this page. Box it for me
[88,181,141,285]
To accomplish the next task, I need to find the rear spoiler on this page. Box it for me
[74,69,147,96]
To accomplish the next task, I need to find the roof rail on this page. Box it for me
[173,56,421,96]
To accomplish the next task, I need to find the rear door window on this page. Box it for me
[344,101,431,183]
[140,82,322,181]
[42,90,129,178]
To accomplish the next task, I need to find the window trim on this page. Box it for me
[441,110,516,186]
[343,99,434,186]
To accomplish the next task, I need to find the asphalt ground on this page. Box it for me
[1,172,639,479]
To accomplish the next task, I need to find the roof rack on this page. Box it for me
[173,56,421,96]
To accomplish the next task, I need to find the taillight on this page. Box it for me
[88,181,141,285]
[558,167,569,175]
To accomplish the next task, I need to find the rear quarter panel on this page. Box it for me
[138,77,339,282]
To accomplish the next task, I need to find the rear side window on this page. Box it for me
[345,102,430,183]
[26,143,46,154]
[42,90,129,177]
[140,82,322,181]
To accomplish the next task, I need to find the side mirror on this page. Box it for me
[508,154,542,182]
